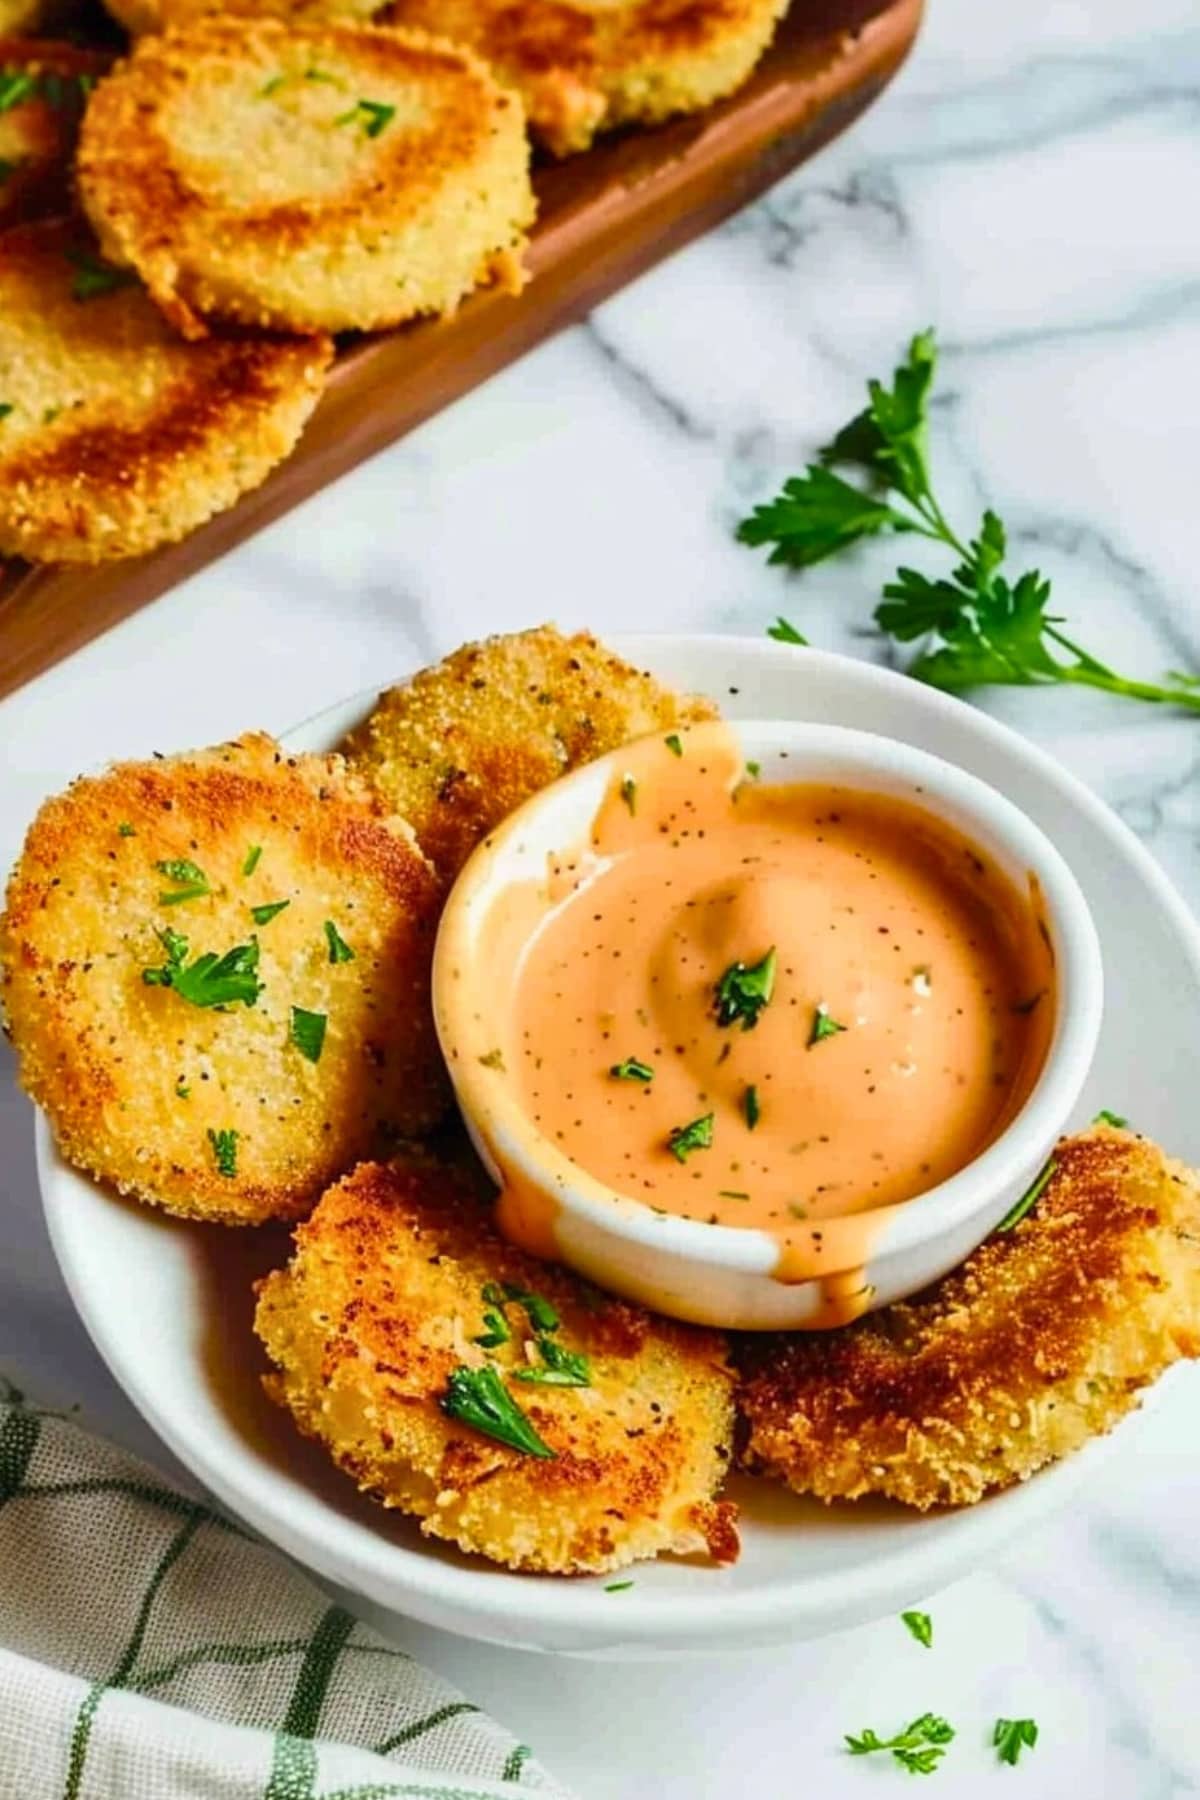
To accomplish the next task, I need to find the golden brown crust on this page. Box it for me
[0,40,109,226]
[255,1155,739,1572]
[342,625,720,882]
[1,734,449,1223]
[76,20,534,337]
[737,1128,1200,1509]
[102,0,379,34]
[377,0,788,154]
[0,218,331,563]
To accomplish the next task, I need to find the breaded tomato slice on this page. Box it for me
[1,734,447,1223]
[737,1127,1200,1510]
[342,625,719,882]
[378,0,789,156]
[77,20,533,339]
[255,1155,739,1572]
[0,219,331,564]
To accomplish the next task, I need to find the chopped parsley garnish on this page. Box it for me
[0,401,12,420]
[605,1580,634,1593]
[619,774,637,815]
[142,928,262,1009]
[250,900,290,926]
[767,617,809,645]
[668,1112,714,1162]
[441,1365,554,1459]
[996,1158,1056,1232]
[472,1292,511,1348]
[1093,1108,1128,1128]
[117,822,136,837]
[664,733,683,756]
[155,858,211,905]
[174,1076,190,1099]
[0,70,36,112]
[259,73,286,96]
[501,1282,560,1334]
[478,1047,506,1071]
[611,1056,654,1082]
[713,947,777,1030]
[513,1335,591,1388]
[242,845,262,877]
[207,1127,238,1178]
[808,1004,846,1047]
[718,1189,749,1200]
[305,67,338,82]
[335,97,396,137]
[323,918,354,963]
[290,1006,327,1064]
[993,1718,1038,1766]
[845,1713,954,1776]
[68,251,136,302]
[743,1084,760,1130]
[901,1610,933,1649]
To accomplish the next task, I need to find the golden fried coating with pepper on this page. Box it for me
[737,1128,1200,1510]
[342,626,719,883]
[1,734,448,1223]
[0,40,109,226]
[0,219,331,564]
[377,0,788,156]
[255,1156,739,1572]
[77,20,533,339]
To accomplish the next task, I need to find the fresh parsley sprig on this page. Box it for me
[142,928,262,1009]
[846,1712,955,1776]
[993,1717,1039,1766]
[713,948,777,1030]
[739,331,1200,714]
[441,1365,554,1459]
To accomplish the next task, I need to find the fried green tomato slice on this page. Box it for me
[77,20,534,339]
[737,1127,1200,1510]
[1,733,448,1223]
[255,1155,740,1572]
[341,625,719,883]
[378,0,789,156]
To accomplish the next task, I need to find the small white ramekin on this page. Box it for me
[432,721,1103,1330]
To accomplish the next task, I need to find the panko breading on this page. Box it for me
[255,1156,739,1573]
[0,219,331,564]
[0,735,449,1225]
[342,626,719,882]
[0,41,109,226]
[77,21,534,339]
[737,1128,1200,1511]
[377,0,788,156]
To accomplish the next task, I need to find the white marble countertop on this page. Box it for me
[4,0,1200,1792]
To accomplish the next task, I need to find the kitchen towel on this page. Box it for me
[0,1380,572,1800]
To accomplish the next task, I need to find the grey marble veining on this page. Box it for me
[2,0,1200,1793]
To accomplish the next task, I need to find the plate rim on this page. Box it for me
[37,634,1200,1654]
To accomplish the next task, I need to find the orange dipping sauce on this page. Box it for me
[506,734,1054,1241]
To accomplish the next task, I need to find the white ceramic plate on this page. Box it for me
[39,635,1200,1658]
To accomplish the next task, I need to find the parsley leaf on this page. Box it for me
[743,1084,760,1130]
[1093,1108,1128,1128]
[242,844,262,877]
[846,1713,954,1776]
[290,1006,327,1063]
[740,330,1200,714]
[513,1335,591,1388]
[808,1004,846,1047]
[901,1609,933,1648]
[993,1718,1038,1766]
[472,1296,511,1348]
[207,1128,238,1178]
[156,858,211,905]
[250,900,290,926]
[501,1283,560,1334]
[620,774,637,814]
[611,1056,654,1082]
[714,947,777,1030]
[605,1580,634,1592]
[323,919,354,964]
[766,617,809,645]
[668,1112,714,1162]
[0,400,12,419]
[0,70,36,113]
[996,1157,1056,1232]
[142,929,262,1009]
[664,733,684,756]
[441,1365,554,1459]
[117,822,136,837]
[68,251,136,302]
[334,97,395,137]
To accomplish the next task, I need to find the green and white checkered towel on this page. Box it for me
[0,1381,573,1800]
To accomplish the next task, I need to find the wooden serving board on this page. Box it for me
[0,0,921,700]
